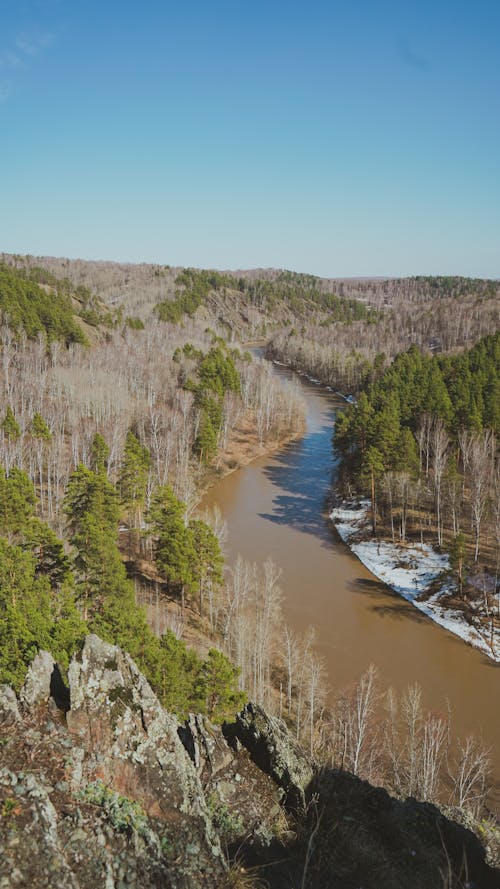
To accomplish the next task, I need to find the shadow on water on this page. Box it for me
[259,423,339,544]
[347,576,429,623]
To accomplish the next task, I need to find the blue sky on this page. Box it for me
[0,0,499,277]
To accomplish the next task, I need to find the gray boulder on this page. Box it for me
[226,702,314,809]
[19,650,55,708]
[0,685,20,724]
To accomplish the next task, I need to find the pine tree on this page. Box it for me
[147,485,194,608]
[118,430,151,527]
[1,406,21,440]
[150,630,206,717]
[90,433,110,475]
[193,390,224,462]
[0,539,85,689]
[64,464,122,620]
[394,428,419,474]
[0,466,36,540]
[64,462,153,656]
[64,464,119,535]
[189,518,224,615]
[202,648,246,724]
[23,518,73,588]
[29,412,52,441]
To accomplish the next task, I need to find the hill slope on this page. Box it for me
[2,252,497,354]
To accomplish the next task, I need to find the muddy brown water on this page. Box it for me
[201,358,500,796]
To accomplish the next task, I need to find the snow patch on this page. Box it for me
[330,501,499,662]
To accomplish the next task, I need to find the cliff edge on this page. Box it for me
[0,635,497,889]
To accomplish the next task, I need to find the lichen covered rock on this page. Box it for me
[180,712,285,845]
[19,650,54,708]
[0,685,20,725]
[66,635,223,881]
[1,637,227,888]
[226,702,314,809]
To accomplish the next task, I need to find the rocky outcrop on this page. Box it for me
[66,635,224,884]
[225,702,314,809]
[0,685,20,725]
[180,714,235,781]
[67,635,209,816]
[19,650,54,708]
[179,712,286,846]
[0,636,229,889]
[1,636,499,889]
[0,636,298,889]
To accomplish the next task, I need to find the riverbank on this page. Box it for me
[196,413,305,501]
[330,500,500,663]
[194,345,307,499]
[270,358,356,403]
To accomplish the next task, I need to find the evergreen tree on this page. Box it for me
[90,433,110,475]
[197,346,241,397]
[29,412,52,441]
[1,406,21,440]
[374,395,401,467]
[202,648,246,724]
[0,539,85,689]
[64,464,119,535]
[23,518,73,588]
[150,630,206,717]
[189,518,224,615]
[363,446,385,534]
[351,392,375,459]
[394,428,419,474]
[0,466,36,540]
[118,430,151,526]
[63,462,155,661]
[147,485,194,608]
[194,407,219,462]
[64,464,123,620]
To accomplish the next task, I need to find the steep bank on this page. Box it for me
[197,415,305,499]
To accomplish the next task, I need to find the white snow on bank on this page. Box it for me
[271,359,356,401]
[330,501,500,662]
[271,361,322,387]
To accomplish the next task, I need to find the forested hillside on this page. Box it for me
[0,263,88,344]
[6,254,497,354]
[265,275,497,394]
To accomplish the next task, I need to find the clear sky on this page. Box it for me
[0,0,499,277]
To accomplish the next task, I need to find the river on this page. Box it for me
[201,358,500,791]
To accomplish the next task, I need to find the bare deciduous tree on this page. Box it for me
[450,735,492,815]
